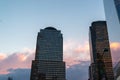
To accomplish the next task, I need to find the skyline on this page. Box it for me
[0,0,120,80]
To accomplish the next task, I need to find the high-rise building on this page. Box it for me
[103,0,120,42]
[88,21,114,80]
[104,0,120,24]
[30,27,66,80]
[114,0,120,22]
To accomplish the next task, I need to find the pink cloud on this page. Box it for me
[0,49,35,74]
[1,41,120,75]
[63,40,90,68]
[0,40,91,74]
[63,41,120,67]
[0,53,6,60]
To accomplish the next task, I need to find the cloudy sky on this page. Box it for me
[0,0,120,80]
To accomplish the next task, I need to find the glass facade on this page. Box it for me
[114,61,120,80]
[103,0,120,42]
[89,21,114,80]
[30,27,66,80]
[114,0,120,22]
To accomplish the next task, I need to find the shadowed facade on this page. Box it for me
[88,21,114,80]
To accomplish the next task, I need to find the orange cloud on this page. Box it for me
[110,42,120,64]
[0,53,6,60]
[110,42,120,50]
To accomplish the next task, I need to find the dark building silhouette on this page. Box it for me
[88,21,114,80]
[8,77,13,80]
[30,27,66,80]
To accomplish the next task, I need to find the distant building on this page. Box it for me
[88,21,114,80]
[114,61,120,80]
[30,27,66,80]
[8,77,13,80]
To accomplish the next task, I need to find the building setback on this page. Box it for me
[88,21,114,80]
[30,27,66,80]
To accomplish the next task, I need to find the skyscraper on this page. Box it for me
[30,27,66,80]
[89,21,114,80]
[114,0,120,22]
[103,0,120,42]
[104,0,120,23]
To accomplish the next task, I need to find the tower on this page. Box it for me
[103,0,120,42]
[89,21,114,80]
[30,27,66,80]
[104,0,120,23]
[114,0,120,22]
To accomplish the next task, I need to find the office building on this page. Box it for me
[30,27,66,80]
[88,21,114,80]
[103,0,120,42]
[114,0,120,22]
[104,0,120,24]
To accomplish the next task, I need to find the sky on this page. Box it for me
[0,0,120,80]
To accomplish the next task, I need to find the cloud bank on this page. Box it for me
[0,48,34,74]
[63,40,90,68]
[0,41,120,80]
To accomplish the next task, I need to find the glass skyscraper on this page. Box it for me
[103,0,120,42]
[114,0,120,22]
[30,27,66,80]
[89,21,114,80]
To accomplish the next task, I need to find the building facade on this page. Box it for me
[103,0,120,42]
[89,21,114,80]
[104,0,120,24]
[114,61,120,80]
[30,27,66,80]
[114,0,120,22]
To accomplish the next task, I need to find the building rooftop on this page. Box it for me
[45,27,57,30]
[92,21,106,26]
